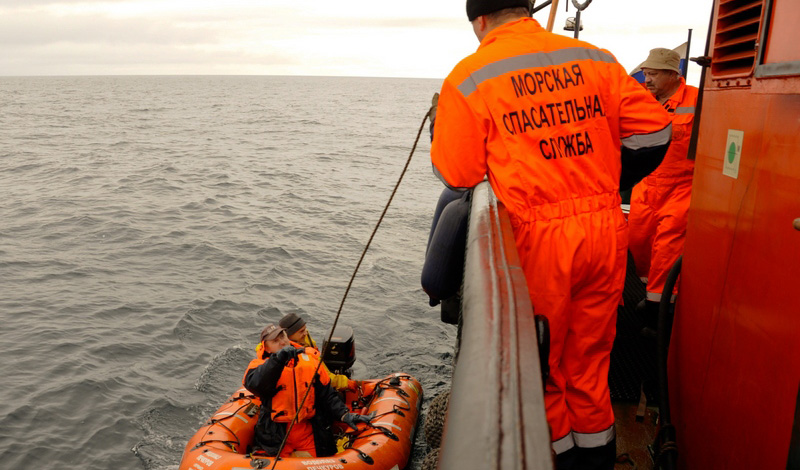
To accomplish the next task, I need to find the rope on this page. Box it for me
[266,105,434,469]
[194,399,255,451]
[615,453,638,469]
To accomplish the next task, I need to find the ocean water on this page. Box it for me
[0,75,454,469]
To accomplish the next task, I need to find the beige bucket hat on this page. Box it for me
[640,48,681,74]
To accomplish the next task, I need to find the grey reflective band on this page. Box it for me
[431,164,474,192]
[621,123,672,151]
[457,47,618,97]
[552,432,575,454]
[573,425,616,448]
[373,397,408,405]
[372,421,403,431]
[675,106,695,114]
[647,291,677,303]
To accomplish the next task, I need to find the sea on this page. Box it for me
[0,75,455,470]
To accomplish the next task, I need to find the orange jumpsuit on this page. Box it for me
[431,18,671,456]
[628,79,698,302]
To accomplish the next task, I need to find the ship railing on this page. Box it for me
[438,181,554,470]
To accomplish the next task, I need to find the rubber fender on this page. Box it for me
[426,188,466,253]
[421,191,470,304]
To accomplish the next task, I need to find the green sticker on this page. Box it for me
[728,142,737,164]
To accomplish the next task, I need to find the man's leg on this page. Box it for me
[514,219,575,460]
[281,421,317,458]
[645,179,692,303]
[562,210,627,470]
[628,182,657,283]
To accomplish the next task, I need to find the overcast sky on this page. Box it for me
[1,0,712,84]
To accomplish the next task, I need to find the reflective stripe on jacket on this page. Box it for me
[647,78,699,178]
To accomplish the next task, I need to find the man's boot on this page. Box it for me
[573,438,617,470]
[639,300,660,338]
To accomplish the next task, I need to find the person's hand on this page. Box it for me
[341,412,371,432]
[274,346,304,365]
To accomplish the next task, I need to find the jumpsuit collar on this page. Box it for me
[479,17,544,49]
[662,77,688,113]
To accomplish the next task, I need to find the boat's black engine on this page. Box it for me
[321,325,356,376]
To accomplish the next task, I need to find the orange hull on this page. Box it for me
[669,0,800,468]
[179,373,422,470]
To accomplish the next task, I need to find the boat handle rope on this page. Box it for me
[353,423,400,442]
[192,439,238,452]
[356,449,375,465]
[365,378,413,414]
[192,398,258,451]
[264,106,435,470]
[371,404,410,420]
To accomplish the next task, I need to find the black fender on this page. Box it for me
[421,189,471,306]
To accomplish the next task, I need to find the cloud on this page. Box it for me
[0,0,713,79]
[352,17,464,30]
[0,12,220,47]
[1,0,129,5]
[1,41,301,76]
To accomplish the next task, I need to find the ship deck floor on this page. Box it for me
[610,253,663,469]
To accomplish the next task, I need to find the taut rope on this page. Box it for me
[266,104,434,469]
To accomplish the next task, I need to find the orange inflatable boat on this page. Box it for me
[179,373,422,470]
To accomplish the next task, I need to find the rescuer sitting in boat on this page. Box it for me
[243,323,370,458]
[279,313,359,391]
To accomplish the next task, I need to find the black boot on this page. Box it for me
[555,446,579,470]
[640,300,660,338]
[573,439,617,470]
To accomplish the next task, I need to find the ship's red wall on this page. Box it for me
[670,7,800,464]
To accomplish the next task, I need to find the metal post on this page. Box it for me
[683,29,693,79]
[546,0,560,32]
[531,0,553,15]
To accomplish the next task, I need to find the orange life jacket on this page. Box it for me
[244,341,330,423]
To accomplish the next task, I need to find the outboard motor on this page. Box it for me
[321,325,356,376]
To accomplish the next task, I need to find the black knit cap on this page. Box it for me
[467,0,530,21]
[279,313,306,337]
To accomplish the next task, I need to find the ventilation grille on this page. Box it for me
[711,0,764,79]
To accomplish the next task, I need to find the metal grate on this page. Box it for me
[609,252,659,404]
[711,0,764,80]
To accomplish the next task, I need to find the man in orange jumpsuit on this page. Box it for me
[627,48,698,331]
[430,2,672,468]
[243,324,369,457]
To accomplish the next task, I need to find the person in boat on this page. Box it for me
[627,48,699,334]
[279,313,358,391]
[429,1,672,469]
[243,323,370,458]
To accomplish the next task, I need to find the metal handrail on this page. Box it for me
[437,182,553,470]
